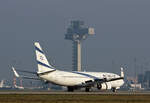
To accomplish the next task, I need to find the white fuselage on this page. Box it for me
[39,70,124,89]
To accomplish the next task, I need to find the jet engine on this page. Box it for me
[97,82,111,90]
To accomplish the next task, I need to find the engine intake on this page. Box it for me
[97,82,111,90]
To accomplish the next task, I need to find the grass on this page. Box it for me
[0,94,150,103]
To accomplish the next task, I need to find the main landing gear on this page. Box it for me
[67,86,74,92]
[112,87,116,92]
[67,86,91,92]
[85,87,90,92]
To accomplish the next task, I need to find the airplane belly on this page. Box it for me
[54,77,90,86]
[62,78,92,86]
[52,75,92,86]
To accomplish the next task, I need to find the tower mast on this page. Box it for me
[65,20,94,71]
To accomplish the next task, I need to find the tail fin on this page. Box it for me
[12,67,20,77]
[34,42,55,73]
[120,67,124,78]
[0,80,4,88]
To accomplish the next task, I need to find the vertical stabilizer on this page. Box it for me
[34,42,55,73]
[0,80,4,88]
[120,67,124,77]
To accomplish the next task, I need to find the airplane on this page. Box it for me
[0,80,12,89]
[12,42,124,92]
[12,67,24,89]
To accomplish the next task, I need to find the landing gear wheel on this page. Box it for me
[67,86,74,92]
[85,87,90,92]
[112,87,116,92]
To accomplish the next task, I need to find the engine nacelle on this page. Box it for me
[97,82,112,90]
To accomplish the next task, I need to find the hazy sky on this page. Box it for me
[1,0,150,80]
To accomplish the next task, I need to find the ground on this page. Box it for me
[0,91,150,103]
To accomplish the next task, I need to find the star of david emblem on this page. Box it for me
[40,56,44,60]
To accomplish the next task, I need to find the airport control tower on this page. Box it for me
[65,20,94,71]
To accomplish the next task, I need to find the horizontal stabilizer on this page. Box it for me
[15,69,37,74]
[12,67,40,80]
[19,76,40,80]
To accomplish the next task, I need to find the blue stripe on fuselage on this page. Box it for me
[35,46,44,54]
[72,71,99,79]
[37,60,55,69]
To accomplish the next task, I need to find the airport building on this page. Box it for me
[137,71,150,89]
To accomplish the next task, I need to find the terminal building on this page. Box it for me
[138,71,150,89]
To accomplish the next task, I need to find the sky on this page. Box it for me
[1,0,150,81]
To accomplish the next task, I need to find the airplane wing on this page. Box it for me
[12,67,40,80]
[18,76,41,80]
[11,67,56,81]
[77,73,124,88]
[77,77,124,88]
[15,69,37,74]
[79,68,124,88]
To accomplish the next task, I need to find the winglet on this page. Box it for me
[120,67,124,77]
[12,67,20,77]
